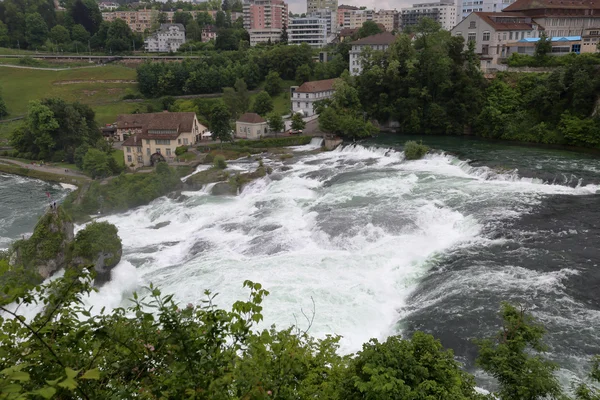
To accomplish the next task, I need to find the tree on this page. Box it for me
[25,12,48,47]
[280,23,288,44]
[222,0,231,11]
[222,78,250,119]
[0,21,9,47]
[68,0,102,35]
[0,90,8,118]
[340,332,484,399]
[535,32,552,60]
[295,63,312,85]
[476,303,563,400]
[267,112,284,134]
[49,25,70,44]
[357,20,383,39]
[185,20,202,41]
[264,71,283,96]
[215,10,228,28]
[252,91,274,116]
[82,148,111,178]
[71,23,90,43]
[173,11,193,26]
[210,102,233,144]
[291,113,306,131]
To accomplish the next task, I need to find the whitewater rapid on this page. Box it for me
[86,145,599,354]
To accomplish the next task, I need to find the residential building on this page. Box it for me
[244,0,289,45]
[339,27,358,41]
[289,17,328,47]
[460,0,517,21]
[401,0,457,31]
[201,25,218,42]
[309,8,339,35]
[308,0,338,14]
[144,24,186,53]
[290,78,337,117]
[99,2,119,11]
[349,31,396,76]
[119,112,207,168]
[372,10,397,32]
[337,8,398,32]
[582,27,600,53]
[337,5,358,27]
[452,12,539,69]
[236,113,269,139]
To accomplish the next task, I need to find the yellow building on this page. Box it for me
[119,112,208,168]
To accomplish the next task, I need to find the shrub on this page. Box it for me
[404,141,429,160]
[175,146,187,156]
[122,90,143,100]
[213,155,227,169]
[18,56,43,67]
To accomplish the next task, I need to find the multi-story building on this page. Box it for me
[337,5,358,27]
[308,0,338,14]
[99,2,119,11]
[372,10,396,32]
[290,78,337,117]
[582,27,600,53]
[119,112,207,168]
[289,17,328,47]
[349,31,396,75]
[459,0,516,21]
[244,0,289,45]
[144,24,186,52]
[401,0,457,31]
[336,8,398,32]
[309,8,338,34]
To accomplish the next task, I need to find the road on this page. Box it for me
[0,158,90,180]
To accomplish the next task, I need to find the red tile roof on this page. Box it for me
[122,135,143,147]
[116,112,197,139]
[474,12,534,31]
[503,0,600,11]
[238,112,266,124]
[350,32,396,46]
[295,78,338,93]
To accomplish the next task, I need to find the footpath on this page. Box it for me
[0,157,90,184]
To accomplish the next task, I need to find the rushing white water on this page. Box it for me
[85,145,599,353]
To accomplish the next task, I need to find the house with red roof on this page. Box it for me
[236,113,269,139]
[290,78,338,117]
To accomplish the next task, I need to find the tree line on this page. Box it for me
[0,263,598,399]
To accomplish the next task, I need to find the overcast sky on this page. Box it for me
[287,0,416,14]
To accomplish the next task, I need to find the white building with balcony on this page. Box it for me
[289,17,329,48]
[349,31,396,76]
[290,78,337,117]
[144,24,186,53]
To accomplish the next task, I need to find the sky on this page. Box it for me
[287,0,416,14]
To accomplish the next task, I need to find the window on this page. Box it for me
[467,32,476,42]
[138,155,143,163]
[178,139,181,144]
[305,94,309,98]
[155,139,171,145]
[156,148,161,154]
[503,33,507,40]
[166,148,172,156]
[297,102,300,108]
[482,31,490,41]
[146,148,151,155]
[127,147,131,153]
[127,155,132,162]
[509,32,513,40]
[469,21,476,28]
[146,140,150,144]
[482,44,489,54]
[183,138,189,145]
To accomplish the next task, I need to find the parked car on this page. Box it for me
[287,129,303,135]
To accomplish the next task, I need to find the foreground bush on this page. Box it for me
[213,155,227,169]
[404,140,429,160]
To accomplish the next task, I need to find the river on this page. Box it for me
[1,135,599,390]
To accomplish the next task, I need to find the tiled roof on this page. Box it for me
[503,0,600,11]
[116,112,197,139]
[474,12,533,31]
[238,113,266,124]
[122,135,142,147]
[295,78,338,93]
[350,32,396,45]
[339,27,359,37]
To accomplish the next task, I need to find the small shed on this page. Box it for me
[236,113,268,140]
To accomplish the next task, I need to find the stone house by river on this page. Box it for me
[119,112,207,168]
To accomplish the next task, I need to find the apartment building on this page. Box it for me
[401,0,457,31]
[582,27,600,53]
[144,24,186,52]
[337,5,358,27]
[289,17,328,47]
[459,0,516,20]
[309,8,339,34]
[349,32,396,75]
[244,0,289,45]
[336,8,398,32]
[308,0,338,14]
[290,79,338,117]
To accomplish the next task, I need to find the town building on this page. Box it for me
[99,2,119,11]
[244,0,289,45]
[144,24,186,53]
[236,113,269,139]
[201,25,218,42]
[349,31,396,76]
[308,0,338,14]
[337,5,358,27]
[459,0,517,21]
[309,8,339,35]
[335,8,398,32]
[582,27,600,53]
[119,112,207,168]
[289,17,329,47]
[290,78,337,117]
[505,35,582,56]
[338,27,358,41]
[401,0,458,31]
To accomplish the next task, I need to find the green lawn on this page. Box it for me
[112,149,125,168]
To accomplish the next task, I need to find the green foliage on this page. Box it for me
[68,0,101,35]
[49,24,69,44]
[476,303,563,400]
[264,71,283,96]
[71,221,121,267]
[210,102,233,144]
[0,89,7,118]
[25,12,48,47]
[252,90,274,116]
[175,145,188,156]
[295,63,312,85]
[535,32,552,60]
[213,154,227,169]
[357,20,383,39]
[222,78,250,119]
[291,112,306,131]
[267,112,284,133]
[82,148,111,179]
[403,140,429,160]
[70,24,89,43]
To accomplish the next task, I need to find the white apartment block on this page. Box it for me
[339,9,397,32]
[308,0,338,14]
[401,0,457,31]
[459,0,516,20]
[144,24,186,53]
[309,8,339,34]
[291,79,337,117]
[289,18,329,48]
[349,32,396,76]
[249,28,283,45]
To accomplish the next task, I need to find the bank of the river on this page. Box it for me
[0,158,89,186]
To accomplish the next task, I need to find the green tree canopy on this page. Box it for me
[68,0,101,34]
[71,23,90,43]
[0,88,8,118]
[264,71,283,96]
[267,112,284,133]
[357,20,383,39]
[210,102,233,144]
[25,12,48,47]
[252,91,274,116]
[295,63,312,85]
[49,24,69,43]
[291,112,306,131]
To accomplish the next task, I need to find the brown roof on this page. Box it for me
[295,78,338,93]
[474,12,534,31]
[339,27,359,37]
[503,0,600,11]
[338,4,359,10]
[350,32,396,46]
[122,135,143,147]
[116,112,197,139]
[238,113,266,124]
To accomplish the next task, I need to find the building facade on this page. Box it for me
[349,32,396,76]
[144,24,186,53]
[335,8,398,32]
[289,17,328,47]
[236,113,269,139]
[582,27,600,53]
[308,0,338,14]
[119,112,207,168]
[401,0,457,31]
[291,79,337,117]
[244,0,289,45]
[201,25,218,42]
[459,0,517,21]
